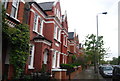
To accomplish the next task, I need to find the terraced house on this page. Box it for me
[23,0,69,76]
[2,0,69,80]
[2,0,83,80]
[67,32,82,63]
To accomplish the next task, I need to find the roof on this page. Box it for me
[28,2,48,16]
[68,32,74,39]
[38,2,54,11]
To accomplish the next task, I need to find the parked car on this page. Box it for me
[99,65,113,77]
[112,65,120,81]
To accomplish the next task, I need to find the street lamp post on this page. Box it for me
[96,12,107,43]
[95,12,107,73]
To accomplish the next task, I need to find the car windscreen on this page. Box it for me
[103,67,113,71]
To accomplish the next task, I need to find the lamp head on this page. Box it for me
[102,12,107,14]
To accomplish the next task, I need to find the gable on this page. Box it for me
[53,1,62,22]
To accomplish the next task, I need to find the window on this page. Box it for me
[11,0,19,18]
[52,51,57,68]
[56,9,58,17]
[3,0,8,9]
[39,19,43,35]
[28,44,35,69]
[58,30,61,42]
[66,37,68,46]
[54,8,56,14]
[54,25,57,39]
[33,13,38,32]
[57,53,60,67]
[54,24,61,42]
[44,50,48,64]
[63,35,66,45]
[57,28,60,39]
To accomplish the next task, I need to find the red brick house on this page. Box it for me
[38,0,68,79]
[67,32,82,63]
[2,0,25,79]
[60,11,69,64]
[23,2,53,75]
[2,0,72,79]
[23,0,68,78]
[38,0,63,70]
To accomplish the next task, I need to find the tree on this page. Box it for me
[84,34,106,73]
[118,56,120,64]
[110,57,118,65]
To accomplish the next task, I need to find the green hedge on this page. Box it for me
[60,64,75,69]
[72,63,81,66]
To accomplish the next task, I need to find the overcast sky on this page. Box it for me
[36,0,119,60]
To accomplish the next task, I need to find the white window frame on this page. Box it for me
[28,44,35,69]
[63,35,66,45]
[43,50,48,64]
[66,37,68,46]
[54,8,56,15]
[54,24,61,42]
[56,9,58,17]
[11,0,19,19]
[40,19,43,35]
[57,52,60,67]
[33,13,38,32]
[52,51,57,68]
[54,25,57,39]
[58,28,61,42]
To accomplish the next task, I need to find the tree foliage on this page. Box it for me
[84,34,106,65]
[110,57,119,65]
[118,56,120,64]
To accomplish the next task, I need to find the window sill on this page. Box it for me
[54,38,61,43]
[10,15,20,22]
[33,30,44,36]
[6,13,9,16]
[28,66,34,69]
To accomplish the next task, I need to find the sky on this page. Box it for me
[36,0,119,61]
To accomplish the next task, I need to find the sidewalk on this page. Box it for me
[73,66,103,80]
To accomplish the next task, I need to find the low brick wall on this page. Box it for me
[52,69,67,79]
[52,66,82,79]
[66,66,82,79]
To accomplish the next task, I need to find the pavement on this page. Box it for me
[73,66,103,79]
[72,66,112,81]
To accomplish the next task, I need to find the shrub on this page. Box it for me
[72,63,81,66]
[60,64,74,69]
